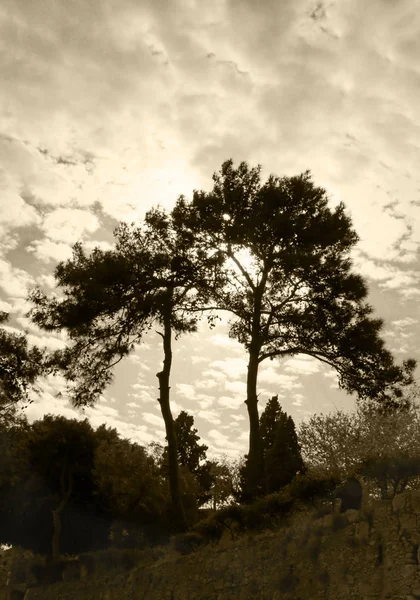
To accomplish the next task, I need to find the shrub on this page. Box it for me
[306,537,322,563]
[79,548,143,575]
[361,506,374,528]
[288,473,339,508]
[317,570,329,586]
[330,513,348,532]
[195,517,224,546]
[172,531,205,555]
[213,504,245,539]
[278,570,299,593]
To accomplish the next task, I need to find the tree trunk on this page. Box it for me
[51,469,72,562]
[156,306,189,532]
[51,506,63,562]
[245,348,262,500]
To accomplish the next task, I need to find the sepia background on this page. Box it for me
[1,0,419,458]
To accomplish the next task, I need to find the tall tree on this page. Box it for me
[28,206,222,531]
[184,159,415,498]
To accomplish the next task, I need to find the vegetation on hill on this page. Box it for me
[0,159,417,564]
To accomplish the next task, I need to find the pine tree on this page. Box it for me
[260,396,305,494]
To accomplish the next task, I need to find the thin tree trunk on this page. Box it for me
[156,306,189,532]
[245,348,262,500]
[51,469,72,562]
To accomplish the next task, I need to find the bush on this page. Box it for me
[278,570,299,593]
[288,473,339,508]
[213,505,245,539]
[195,517,224,546]
[172,531,205,555]
[79,548,143,575]
[306,537,322,563]
[330,513,348,532]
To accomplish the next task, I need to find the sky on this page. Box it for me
[1,0,420,459]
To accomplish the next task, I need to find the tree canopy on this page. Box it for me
[26,158,416,509]
[180,159,415,497]
[0,312,47,424]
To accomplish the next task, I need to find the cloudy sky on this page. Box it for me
[1,0,420,459]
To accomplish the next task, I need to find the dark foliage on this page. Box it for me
[334,476,363,512]
[182,159,415,498]
[0,312,47,423]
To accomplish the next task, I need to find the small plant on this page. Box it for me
[317,570,329,586]
[278,570,299,593]
[376,542,384,566]
[172,531,205,555]
[79,548,143,575]
[214,504,245,539]
[312,505,332,520]
[346,535,359,548]
[331,513,348,532]
[195,517,224,546]
[361,506,374,528]
[306,537,322,563]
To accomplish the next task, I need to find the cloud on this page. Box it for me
[126,401,140,408]
[206,428,246,452]
[0,190,42,236]
[197,396,214,409]
[209,333,243,352]
[0,260,35,298]
[201,369,227,382]
[142,412,165,429]
[283,355,321,375]
[195,379,219,390]
[259,366,302,389]
[191,355,209,365]
[217,395,242,410]
[224,380,246,395]
[229,413,246,422]
[197,409,221,425]
[41,208,100,244]
[0,299,13,312]
[291,393,305,407]
[210,357,247,380]
[2,0,420,455]
[27,239,74,263]
[392,317,418,328]
[176,383,197,400]
[26,333,67,351]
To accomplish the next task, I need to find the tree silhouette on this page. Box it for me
[27,415,98,561]
[28,205,222,531]
[238,396,305,500]
[261,396,305,494]
[185,159,415,498]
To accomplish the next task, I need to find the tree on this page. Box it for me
[163,411,214,509]
[238,396,305,500]
[28,206,222,531]
[183,159,415,498]
[298,392,420,499]
[207,456,234,510]
[0,312,46,424]
[26,415,101,560]
[263,401,305,494]
[94,431,169,546]
[298,410,359,479]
